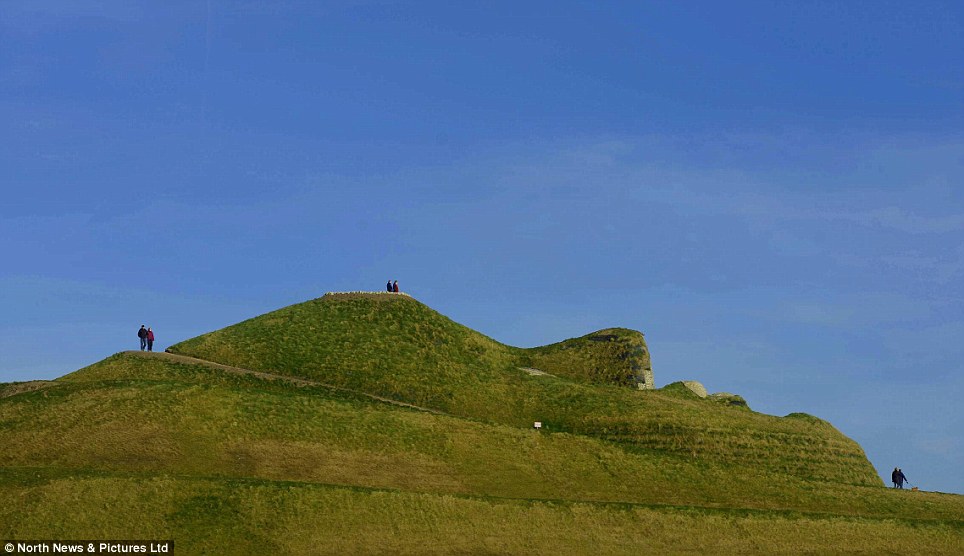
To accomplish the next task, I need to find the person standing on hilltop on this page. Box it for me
[146,327,155,352]
[387,280,393,292]
[393,280,399,293]
[138,325,148,351]
[891,467,900,488]
[897,468,908,489]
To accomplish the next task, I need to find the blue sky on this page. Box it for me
[1,1,962,494]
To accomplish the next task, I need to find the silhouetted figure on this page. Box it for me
[138,325,148,351]
[393,280,399,293]
[891,467,900,488]
[387,280,393,292]
[147,327,155,352]
[897,468,907,489]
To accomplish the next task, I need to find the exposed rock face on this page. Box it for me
[680,380,708,398]
[523,328,654,389]
[708,392,749,409]
[658,383,750,409]
[659,381,705,399]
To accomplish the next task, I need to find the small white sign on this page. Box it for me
[534,422,542,429]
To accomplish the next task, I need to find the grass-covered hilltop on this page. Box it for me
[2,292,961,554]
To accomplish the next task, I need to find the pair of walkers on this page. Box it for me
[137,325,155,352]
[891,467,908,489]
[386,280,399,293]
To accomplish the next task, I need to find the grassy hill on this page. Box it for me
[166,293,879,485]
[2,293,961,554]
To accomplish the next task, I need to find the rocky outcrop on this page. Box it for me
[680,380,708,398]
[708,392,749,409]
[521,328,654,389]
[660,382,748,409]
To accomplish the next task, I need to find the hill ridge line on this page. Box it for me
[129,351,445,415]
[323,291,413,298]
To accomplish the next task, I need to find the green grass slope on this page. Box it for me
[0,352,935,515]
[1,353,962,554]
[166,292,879,485]
[3,473,961,555]
[170,292,519,408]
[3,294,960,553]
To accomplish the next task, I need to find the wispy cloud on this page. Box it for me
[0,0,147,23]
[831,207,964,234]
[915,435,961,458]
[880,245,964,285]
[481,133,964,236]
[881,321,964,370]
[773,292,939,328]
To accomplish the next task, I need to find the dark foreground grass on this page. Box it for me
[1,470,960,555]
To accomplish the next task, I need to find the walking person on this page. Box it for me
[393,280,399,293]
[891,467,900,488]
[147,327,155,352]
[897,468,907,489]
[138,325,148,351]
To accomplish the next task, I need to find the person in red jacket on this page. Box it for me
[393,280,399,293]
[146,327,155,352]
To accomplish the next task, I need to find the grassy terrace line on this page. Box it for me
[2,293,961,554]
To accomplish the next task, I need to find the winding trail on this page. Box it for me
[519,367,554,377]
[123,350,446,415]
